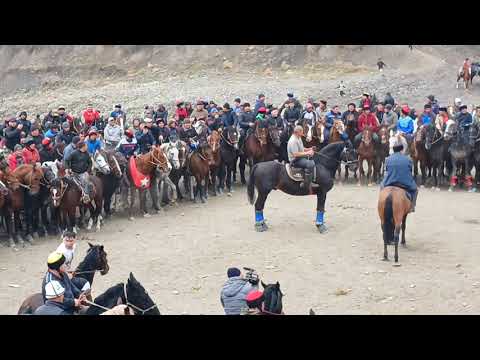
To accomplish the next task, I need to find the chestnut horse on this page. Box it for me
[378,186,411,263]
[374,125,390,183]
[124,146,170,219]
[411,126,430,187]
[357,127,375,186]
[207,130,222,195]
[186,144,215,203]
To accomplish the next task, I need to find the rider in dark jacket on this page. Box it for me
[381,138,418,212]
[4,119,23,151]
[136,126,155,154]
[457,105,473,128]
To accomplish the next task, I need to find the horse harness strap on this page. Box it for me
[123,282,158,315]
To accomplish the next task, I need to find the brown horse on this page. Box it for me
[4,164,44,247]
[50,174,104,232]
[207,130,222,196]
[378,186,411,263]
[457,64,471,90]
[301,118,327,151]
[124,146,170,219]
[244,125,280,165]
[357,127,375,186]
[411,126,430,187]
[329,120,345,144]
[186,144,215,203]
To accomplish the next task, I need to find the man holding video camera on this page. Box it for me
[220,267,259,315]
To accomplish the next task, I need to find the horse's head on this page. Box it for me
[261,281,284,315]
[223,126,240,150]
[414,126,427,143]
[93,150,111,175]
[377,126,389,144]
[54,142,65,161]
[200,144,215,166]
[345,113,356,127]
[125,273,160,315]
[207,131,220,152]
[41,164,56,186]
[13,164,44,195]
[85,242,109,276]
[50,177,65,207]
[162,143,180,170]
[341,146,358,172]
[362,126,373,145]
[425,124,441,150]
[268,126,280,147]
[151,146,170,173]
[256,127,268,145]
[104,150,124,179]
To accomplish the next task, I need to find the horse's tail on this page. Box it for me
[383,192,394,243]
[247,163,258,205]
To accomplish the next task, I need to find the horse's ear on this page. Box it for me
[129,272,136,282]
[261,281,267,289]
[99,245,104,251]
[88,242,93,248]
[276,281,280,289]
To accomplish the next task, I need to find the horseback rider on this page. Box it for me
[384,92,395,107]
[381,137,418,212]
[65,140,94,203]
[358,93,372,110]
[288,125,316,189]
[416,104,436,130]
[220,267,259,315]
[460,58,472,77]
[44,123,59,142]
[381,104,399,133]
[63,136,81,165]
[279,92,302,114]
[237,102,256,154]
[268,108,284,131]
[103,117,123,149]
[354,105,379,148]
[136,120,155,154]
[221,103,236,128]
[283,98,301,126]
[179,118,199,151]
[457,105,473,129]
[86,128,103,155]
[341,103,359,124]
[56,122,76,145]
[110,104,126,120]
[300,103,317,126]
[39,138,56,163]
[56,230,77,272]
[254,94,266,115]
[426,95,440,115]
[41,252,88,315]
[81,104,100,129]
[34,280,72,315]
[117,129,138,159]
[22,138,41,165]
[190,100,209,123]
[397,106,415,142]
[255,107,269,128]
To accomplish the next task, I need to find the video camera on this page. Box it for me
[243,267,260,286]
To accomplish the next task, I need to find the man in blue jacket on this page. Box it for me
[381,138,418,212]
[220,267,258,315]
[254,94,266,115]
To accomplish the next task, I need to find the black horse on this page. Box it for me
[425,124,445,190]
[247,141,350,233]
[97,150,127,218]
[261,281,284,315]
[469,121,480,190]
[278,123,294,164]
[219,126,239,195]
[446,121,474,191]
[85,273,160,315]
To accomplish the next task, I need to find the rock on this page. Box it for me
[280,61,290,71]
[456,263,462,268]
[265,265,275,269]
[223,60,233,70]
[172,290,180,295]
[8,284,20,288]
[410,284,416,288]
[286,69,294,75]
[334,288,351,296]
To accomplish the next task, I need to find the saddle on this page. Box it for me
[285,163,316,182]
[128,156,151,189]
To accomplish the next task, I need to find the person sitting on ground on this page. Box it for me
[117,129,138,159]
[397,106,415,142]
[381,104,399,133]
[241,290,265,315]
[287,125,316,189]
[380,137,418,213]
[65,140,94,203]
[103,117,123,149]
[34,280,71,315]
[220,267,258,315]
[41,252,87,315]
[8,144,25,171]
[354,106,379,148]
[22,138,41,165]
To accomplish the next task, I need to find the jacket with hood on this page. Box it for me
[220,276,256,315]
[103,124,123,144]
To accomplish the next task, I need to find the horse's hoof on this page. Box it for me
[25,235,34,245]
[32,232,40,239]
[448,187,453,192]
[143,213,151,218]
[316,224,328,234]
[129,217,135,221]
[8,239,15,248]
[436,187,441,192]
[255,222,268,232]
[201,197,206,204]
[382,258,389,262]
[227,192,232,197]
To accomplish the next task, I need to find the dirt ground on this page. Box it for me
[1,179,480,315]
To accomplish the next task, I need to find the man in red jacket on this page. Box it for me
[22,138,41,165]
[354,105,379,148]
[81,104,100,128]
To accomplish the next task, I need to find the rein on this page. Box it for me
[314,150,358,166]
[220,133,236,147]
[123,282,158,315]
[71,268,105,275]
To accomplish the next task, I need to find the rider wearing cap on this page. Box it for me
[4,118,23,151]
[65,140,94,203]
[255,107,270,129]
[179,119,199,151]
[41,252,87,314]
[457,105,473,129]
[354,105,380,148]
[221,103,236,128]
[110,104,126,120]
[17,111,31,135]
[56,121,76,145]
[136,120,156,154]
[237,102,256,154]
[34,280,71,315]
[190,101,209,122]
[417,104,435,128]
[117,129,138,159]
[254,94,266,115]
[44,123,59,141]
[175,100,189,124]
[103,117,123,149]
[39,137,55,163]
[381,137,418,212]
[426,95,440,115]
[22,138,41,165]
[29,126,44,147]
[397,106,415,142]
[86,128,103,155]
[82,104,100,128]
[300,103,318,126]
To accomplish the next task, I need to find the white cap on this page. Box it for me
[144,118,153,123]
[45,280,65,299]
[455,98,462,104]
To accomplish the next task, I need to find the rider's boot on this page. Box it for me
[409,190,418,213]
[301,169,313,190]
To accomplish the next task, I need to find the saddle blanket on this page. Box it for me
[129,156,151,189]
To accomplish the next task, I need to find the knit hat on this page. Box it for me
[72,136,81,145]
[25,138,35,147]
[14,144,23,151]
[227,267,241,278]
[62,122,70,129]
[47,251,66,270]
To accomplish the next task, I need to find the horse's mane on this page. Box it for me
[262,283,283,314]
[90,283,124,312]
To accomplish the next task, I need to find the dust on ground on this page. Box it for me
[1,183,480,315]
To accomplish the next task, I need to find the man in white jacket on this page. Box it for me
[103,117,122,149]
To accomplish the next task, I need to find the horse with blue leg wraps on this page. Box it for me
[247,141,355,233]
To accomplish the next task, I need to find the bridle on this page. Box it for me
[122,282,158,315]
[51,179,68,205]
[220,131,237,147]
[148,148,169,170]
